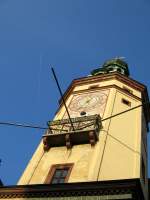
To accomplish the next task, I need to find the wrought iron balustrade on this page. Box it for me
[43,114,102,150]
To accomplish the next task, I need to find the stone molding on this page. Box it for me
[0,179,144,199]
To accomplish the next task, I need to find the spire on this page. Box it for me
[91,58,130,77]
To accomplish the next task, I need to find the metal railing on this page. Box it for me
[46,114,102,135]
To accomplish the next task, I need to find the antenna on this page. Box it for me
[51,67,75,131]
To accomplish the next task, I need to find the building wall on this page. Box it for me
[98,88,142,180]
[18,77,148,199]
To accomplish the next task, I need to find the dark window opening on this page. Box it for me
[117,68,122,73]
[121,98,131,106]
[80,111,86,116]
[51,168,69,184]
[108,67,114,71]
[45,164,73,184]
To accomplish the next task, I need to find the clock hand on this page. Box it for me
[76,99,89,110]
[85,97,93,105]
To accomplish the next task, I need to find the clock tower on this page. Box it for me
[17,58,150,200]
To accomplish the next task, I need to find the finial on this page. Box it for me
[114,56,126,60]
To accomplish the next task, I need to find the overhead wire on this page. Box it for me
[0,101,148,131]
[0,121,47,130]
[97,90,117,180]
[101,103,147,122]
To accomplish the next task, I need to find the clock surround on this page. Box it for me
[63,89,109,119]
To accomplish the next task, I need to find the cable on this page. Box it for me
[0,122,69,131]
[0,101,148,131]
[51,67,75,131]
[96,101,149,180]
[101,103,144,122]
[27,150,45,184]
[97,90,117,180]
[0,121,47,130]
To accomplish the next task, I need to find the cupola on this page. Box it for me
[91,58,130,77]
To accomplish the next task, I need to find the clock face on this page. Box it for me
[69,93,106,112]
[63,90,109,118]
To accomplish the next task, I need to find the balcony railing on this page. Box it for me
[43,114,102,151]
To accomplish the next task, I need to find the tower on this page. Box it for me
[17,58,149,199]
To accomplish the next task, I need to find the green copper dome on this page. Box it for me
[91,58,130,77]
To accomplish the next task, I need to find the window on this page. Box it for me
[121,98,131,106]
[117,68,122,73]
[45,164,73,184]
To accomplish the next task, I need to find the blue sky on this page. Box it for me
[0,0,150,185]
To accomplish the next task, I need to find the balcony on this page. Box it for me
[43,114,102,151]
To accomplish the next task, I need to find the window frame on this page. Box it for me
[45,163,74,184]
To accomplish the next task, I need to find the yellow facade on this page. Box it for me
[18,72,149,200]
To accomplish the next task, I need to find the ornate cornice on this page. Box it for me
[71,84,142,101]
[0,179,144,199]
[59,72,147,105]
